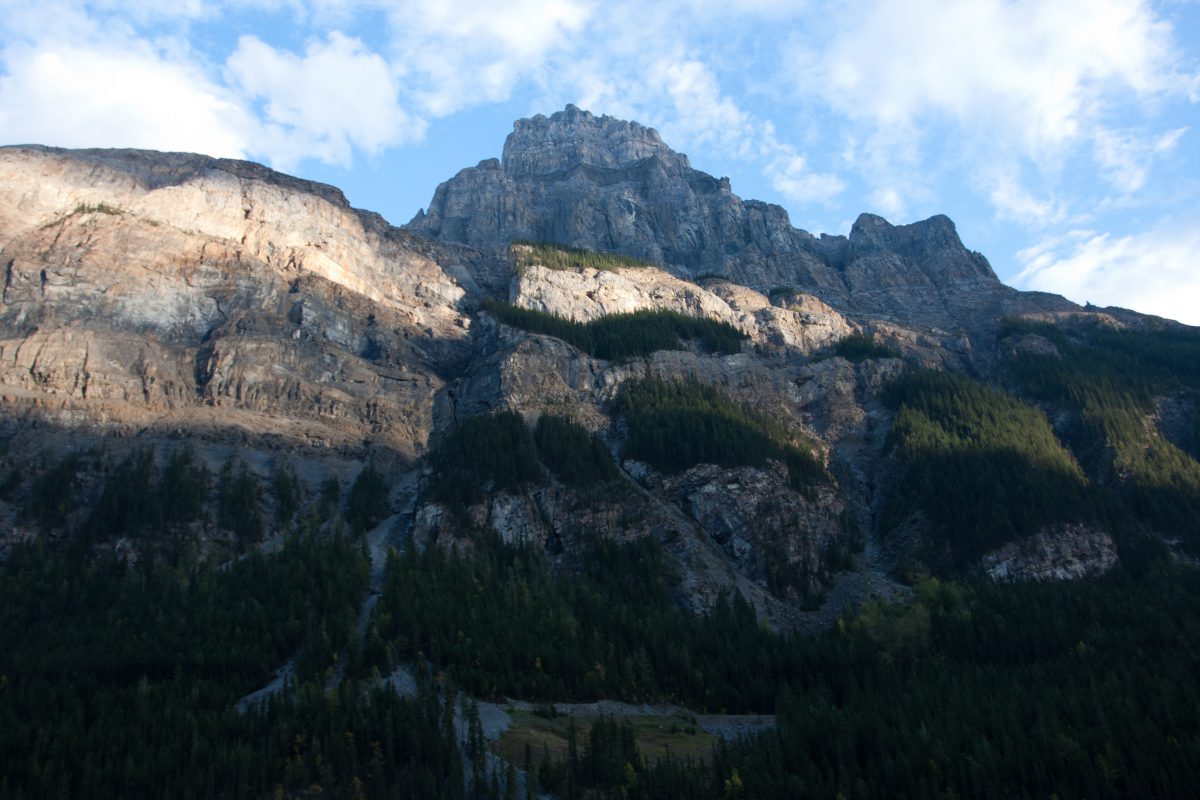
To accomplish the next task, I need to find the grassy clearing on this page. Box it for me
[493,709,717,768]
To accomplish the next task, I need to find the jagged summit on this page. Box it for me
[503,104,689,176]
[407,106,1061,325]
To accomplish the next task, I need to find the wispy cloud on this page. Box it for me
[385,0,594,116]
[1092,127,1187,194]
[1014,215,1200,325]
[788,0,1193,220]
[766,151,845,206]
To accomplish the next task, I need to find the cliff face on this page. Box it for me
[510,258,852,354]
[0,145,475,458]
[2,107,1177,626]
[407,105,1073,326]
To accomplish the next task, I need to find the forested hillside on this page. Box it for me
[883,369,1105,567]
[4,526,1199,798]
[1001,317,1200,550]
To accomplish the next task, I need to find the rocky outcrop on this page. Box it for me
[408,105,1077,327]
[1152,392,1199,459]
[510,258,852,354]
[646,461,847,602]
[981,525,1118,581]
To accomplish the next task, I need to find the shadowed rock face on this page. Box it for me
[407,105,1074,326]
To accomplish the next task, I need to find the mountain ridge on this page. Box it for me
[406,105,1078,328]
[0,109,1195,595]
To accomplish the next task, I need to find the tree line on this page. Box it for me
[513,241,654,272]
[484,299,746,360]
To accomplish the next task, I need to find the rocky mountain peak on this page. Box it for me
[502,104,687,177]
[407,106,1063,326]
[848,212,997,283]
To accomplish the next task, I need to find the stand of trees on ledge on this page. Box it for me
[883,368,1107,568]
[618,378,827,496]
[512,241,655,272]
[426,411,621,515]
[483,299,746,360]
[834,332,900,362]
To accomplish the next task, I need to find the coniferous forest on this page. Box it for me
[3,316,1200,798]
[483,299,747,360]
[5,525,1200,798]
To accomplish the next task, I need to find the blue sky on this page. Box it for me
[1,1,1198,324]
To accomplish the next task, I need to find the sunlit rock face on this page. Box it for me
[0,144,477,457]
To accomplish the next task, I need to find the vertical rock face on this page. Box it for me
[0,145,474,458]
[407,105,1070,326]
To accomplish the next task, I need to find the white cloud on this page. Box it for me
[986,172,1067,227]
[767,151,845,204]
[227,32,420,169]
[0,42,251,157]
[867,187,906,219]
[799,0,1181,144]
[1093,126,1187,193]
[1013,217,1200,325]
[790,0,1191,219]
[644,58,759,158]
[385,0,594,116]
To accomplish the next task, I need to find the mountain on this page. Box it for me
[408,104,1073,326]
[2,108,1200,799]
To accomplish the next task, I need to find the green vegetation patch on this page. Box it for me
[86,448,210,541]
[371,521,1200,798]
[1001,317,1200,550]
[492,710,716,797]
[425,412,624,516]
[369,534,794,710]
[483,298,746,360]
[25,454,83,532]
[217,457,263,546]
[9,508,1200,797]
[533,414,620,486]
[0,534,394,799]
[618,378,826,495]
[883,369,1104,566]
[426,410,546,513]
[718,568,1200,799]
[345,462,391,534]
[834,332,900,362]
[514,240,654,271]
[494,710,715,768]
